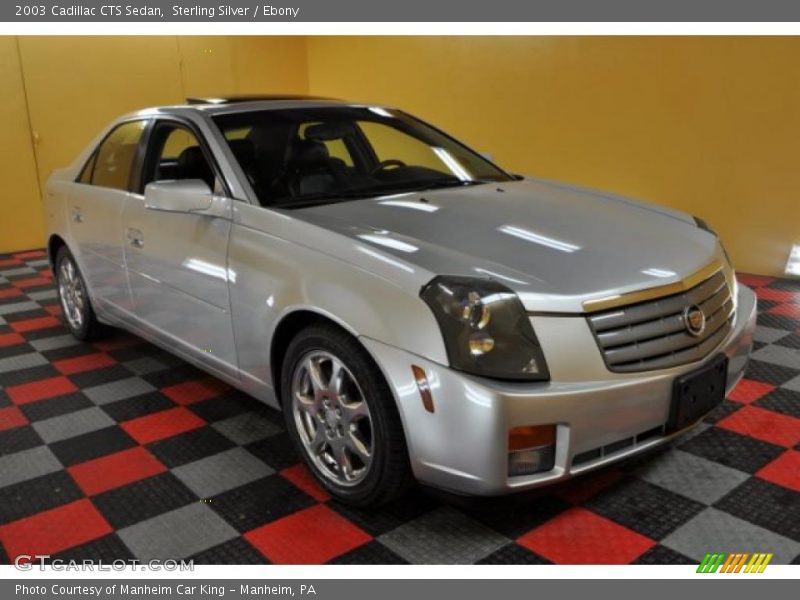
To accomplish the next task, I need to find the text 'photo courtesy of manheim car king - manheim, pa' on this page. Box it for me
[44,95,756,507]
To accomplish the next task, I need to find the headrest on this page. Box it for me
[176,146,213,186]
[304,121,351,142]
[290,139,330,166]
[177,146,205,171]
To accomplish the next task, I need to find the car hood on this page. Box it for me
[293,178,722,313]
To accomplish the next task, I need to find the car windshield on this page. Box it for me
[211,106,513,208]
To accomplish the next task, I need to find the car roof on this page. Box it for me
[126,95,385,120]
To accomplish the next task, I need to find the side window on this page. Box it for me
[146,124,216,191]
[77,154,95,184]
[91,120,147,191]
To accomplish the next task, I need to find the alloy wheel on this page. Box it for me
[290,350,374,486]
[58,257,85,331]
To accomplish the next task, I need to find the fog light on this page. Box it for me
[508,446,555,476]
[508,425,556,476]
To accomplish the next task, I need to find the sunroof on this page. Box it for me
[186,95,341,105]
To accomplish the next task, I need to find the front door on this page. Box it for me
[121,120,237,375]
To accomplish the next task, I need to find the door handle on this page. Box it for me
[70,207,83,223]
[126,228,144,249]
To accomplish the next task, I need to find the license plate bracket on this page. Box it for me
[668,354,728,432]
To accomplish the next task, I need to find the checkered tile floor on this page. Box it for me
[0,249,799,565]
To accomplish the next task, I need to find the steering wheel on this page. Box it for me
[370,159,407,174]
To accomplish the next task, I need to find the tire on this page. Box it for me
[281,323,413,506]
[54,246,110,341]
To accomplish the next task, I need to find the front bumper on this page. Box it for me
[362,284,757,496]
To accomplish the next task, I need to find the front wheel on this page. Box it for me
[55,246,109,341]
[281,324,412,506]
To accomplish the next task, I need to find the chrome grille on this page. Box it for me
[586,270,735,373]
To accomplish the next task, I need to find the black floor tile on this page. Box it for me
[49,426,137,467]
[477,543,552,565]
[147,426,236,469]
[584,478,705,540]
[329,541,409,564]
[92,473,197,530]
[209,475,316,533]
[679,426,786,473]
[715,478,800,542]
[190,537,269,565]
[0,471,84,524]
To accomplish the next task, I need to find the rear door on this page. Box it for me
[67,119,149,314]
[121,119,237,375]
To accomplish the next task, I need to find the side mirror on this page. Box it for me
[144,179,213,213]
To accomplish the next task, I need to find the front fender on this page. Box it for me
[227,217,448,400]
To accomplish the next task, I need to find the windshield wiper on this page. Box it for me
[272,179,493,210]
[272,189,390,209]
[405,178,492,193]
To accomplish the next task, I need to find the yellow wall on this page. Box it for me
[1,36,797,276]
[0,36,307,254]
[0,38,44,252]
[307,36,800,277]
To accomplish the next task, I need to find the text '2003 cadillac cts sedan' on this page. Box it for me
[44,96,756,506]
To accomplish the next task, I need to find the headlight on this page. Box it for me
[420,276,550,381]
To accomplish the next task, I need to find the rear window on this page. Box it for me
[89,120,147,191]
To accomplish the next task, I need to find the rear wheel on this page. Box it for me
[281,323,412,506]
[55,246,109,341]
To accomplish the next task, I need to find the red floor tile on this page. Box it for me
[0,287,23,299]
[9,316,60,333]
[736,274,776,288]
[767,303,800,318]
[517,507,655,564]
[120,407,206,444]
[162,377,230,406]
[727,379,776,404]
[13,250,46,259]
[280,464,331,502]
[0,258,22,268]
[756,450,800,493]
[44,304,62,317]
[12,277,52,289]
[0,332,25,348]
[92,335,142,352]
[6,376,79,405]
[718,405,800,448]
[0,406,29,431]
[0,498,112,559]
[245,504,371,564]
[53,353,115,375]
[756,287,799,303]
[68,446,167,496]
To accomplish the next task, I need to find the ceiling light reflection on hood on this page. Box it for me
[357,246,415,273]
[357,234,419,253]
[499,225,581,253]
[379,199,440,213]
[474,268,529,286]
[642,268,677,278]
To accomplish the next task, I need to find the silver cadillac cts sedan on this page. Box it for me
[44,96,757,506]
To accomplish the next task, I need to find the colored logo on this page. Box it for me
[697,552,773,573]
[683,304,706,337]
